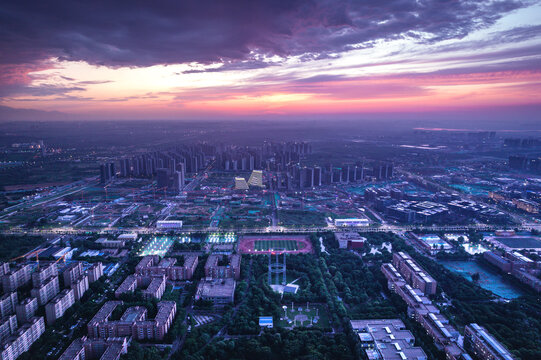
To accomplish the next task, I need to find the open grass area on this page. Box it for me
[278,210,326,227]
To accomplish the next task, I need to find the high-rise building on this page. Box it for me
[173,170,184,193]
[247,170,264,188]
[234,177,249,190]
[2,265,32,293]
[0,315,17,343]
[0,317,45,360]
[16,298,38,324]
[314,167,322,186]
[0,293,18,318]
[32,263,58,287]
[99,162,115,184]
[87,263,104,283]
[119,158,131,177]
[63,262,84,286]
[31,275,60,306]
[156,168,170,189]
[70,275,89,301]
[0,263,10,277]
[45,289,75,325]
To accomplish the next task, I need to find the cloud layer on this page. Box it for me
[1,0,540,121]
[0,0,526,67]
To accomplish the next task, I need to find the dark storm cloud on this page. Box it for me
[0,0,527,68]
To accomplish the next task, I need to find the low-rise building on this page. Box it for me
[334,218,369,227]
[382,258,467,360]
[350,318,427,360]
[483,252,512,273]
[96,238,126,248]
[156,220,183,229]
[195,278,236,306]
[335,232,367,249]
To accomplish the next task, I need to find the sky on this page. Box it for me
[1,0,541,123]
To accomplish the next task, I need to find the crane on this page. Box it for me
[9,249,43,270]
[54,253,67,265]
[104,184,111,202]
[154,187,168,200]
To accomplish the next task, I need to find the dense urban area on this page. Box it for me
[0,121,540,360]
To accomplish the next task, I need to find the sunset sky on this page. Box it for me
[1,0,540,121]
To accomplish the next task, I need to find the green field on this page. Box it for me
[254,240,301,251]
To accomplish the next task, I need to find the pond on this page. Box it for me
[438,260,526,299]
[461,243,489,255]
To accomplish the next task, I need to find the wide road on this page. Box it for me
[2,222,539,237]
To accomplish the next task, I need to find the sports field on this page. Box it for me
[239,235,313,254]
[255,239,302,251]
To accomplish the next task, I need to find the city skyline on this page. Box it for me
[1,0,540,122]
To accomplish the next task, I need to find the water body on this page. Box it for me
[438,260,526,299]
[462,243,489,255]
[449,184,498,196]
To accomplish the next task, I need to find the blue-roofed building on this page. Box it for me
[259,316,273,328]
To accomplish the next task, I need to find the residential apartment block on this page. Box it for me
[2,265,32,293]
[135,255,198,280]
[58,336,129,360]
[0,317,45,360]
[87,301,176,341]
[31,263,58,287]
[464,323,515,360]
[15,298,38,324]
[115,275,166,300]
[31,275,60,306]
[204,254,241,280]
[392,252,437,295]
[63,262,84,286]
[87,263,104,283]
[45,289,75,325]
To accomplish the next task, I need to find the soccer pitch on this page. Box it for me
[254,239,299,251]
